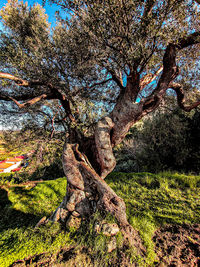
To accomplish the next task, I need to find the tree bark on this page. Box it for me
[49,116,145,254]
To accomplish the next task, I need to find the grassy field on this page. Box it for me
[0,172,200,266]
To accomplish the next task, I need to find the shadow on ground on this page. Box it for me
[0,188,40,232]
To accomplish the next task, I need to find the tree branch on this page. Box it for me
[169,82,200,112]
[8,94,48,108]
[141,32,200,111]
[0,71,76,122]
[0,72,47,87]
[140,66,163,91]
[142,0,156,20]
[0,91,55,102]
[176,31,200,50]
[87,78,113,89]
[107,68,125,91]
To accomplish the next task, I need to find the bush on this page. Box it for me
[115,108,200,174]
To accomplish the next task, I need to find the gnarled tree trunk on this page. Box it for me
[50,114,146,253]
[50,82,161,254]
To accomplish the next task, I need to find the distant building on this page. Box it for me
[0,156,24,173]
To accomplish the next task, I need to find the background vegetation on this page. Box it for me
[115,106,200,174]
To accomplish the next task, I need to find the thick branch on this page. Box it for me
[169,82,200,112]
[139,32,200,114]
[176,31,200,49]
[9,94,48,108]
[141,43,179,103]
[0,72,47,87]
[110,32,200,146]
[0,72,76,122]
[95,117,116,179]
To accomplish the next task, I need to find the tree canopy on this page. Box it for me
[0,0,200,134]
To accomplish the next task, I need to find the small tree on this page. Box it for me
[0,0,200,251]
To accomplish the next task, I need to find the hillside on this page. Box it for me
[0,172,200,266]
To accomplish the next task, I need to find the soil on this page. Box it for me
[153,224,200,267]
[11,224,200,267]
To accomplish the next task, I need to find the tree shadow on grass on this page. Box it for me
[27,161,64,182]
[0,188,40,232]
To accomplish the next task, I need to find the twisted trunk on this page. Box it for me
[50,114,145,253]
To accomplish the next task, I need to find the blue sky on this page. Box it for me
[0,0,63,28]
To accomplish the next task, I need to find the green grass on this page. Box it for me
[0,172,200,266]
[0,178,69,267]
[106,172,200,265]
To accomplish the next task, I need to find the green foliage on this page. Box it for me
[1,0,200,133]
[0,0,50,56]
[51,0,200,72]
[116,108,200,174]
[1,172,200,266]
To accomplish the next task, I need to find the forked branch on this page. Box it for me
[0,71,76,122]
[141,31,200,112]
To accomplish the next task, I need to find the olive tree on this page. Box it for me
[0,0,200,251]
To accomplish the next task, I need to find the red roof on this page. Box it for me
[6,157,23,163]
[0,163,13,169]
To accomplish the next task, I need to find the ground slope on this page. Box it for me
[0,172,200,266]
